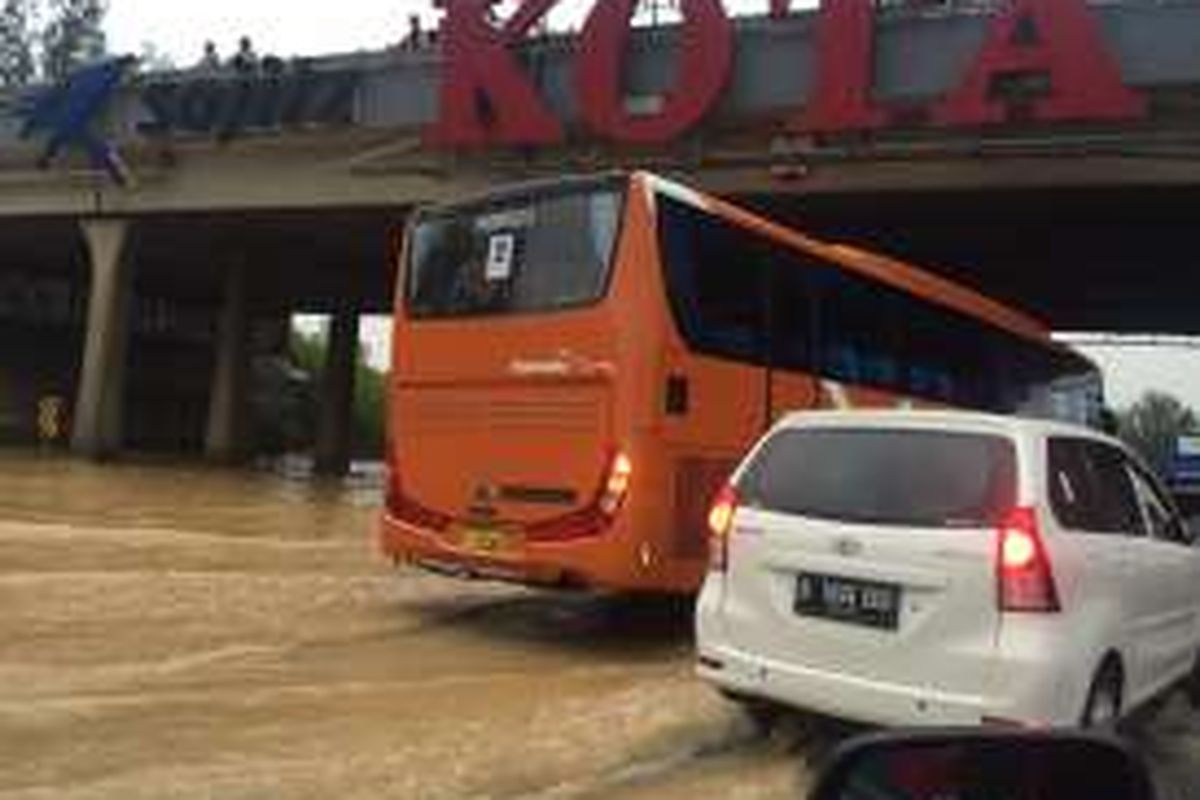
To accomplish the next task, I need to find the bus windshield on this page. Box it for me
[407,182,624,318]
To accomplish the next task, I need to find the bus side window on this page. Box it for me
[767,254,813,372]
[812,268,903,392]
[657,197,769,364]
[899,290,1001,409]
[990,331,1097,422]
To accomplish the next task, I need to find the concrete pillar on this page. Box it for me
[314,304,359,476]
[71,219,132,458]
[204,264,250,462]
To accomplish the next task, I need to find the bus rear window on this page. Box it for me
[740,428,1017,528]
[407,187,623,318]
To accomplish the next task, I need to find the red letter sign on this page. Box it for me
[935,0,1145,125]
[794,0,884,134]
[429,0,563,147]
[575,0,732,144]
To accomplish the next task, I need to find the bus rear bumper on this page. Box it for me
[378,511,699,593]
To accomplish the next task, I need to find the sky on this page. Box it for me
[107,1,429,63]
[1071,342,1200,411]
[106,0,778,64]
[114,1,1200,412]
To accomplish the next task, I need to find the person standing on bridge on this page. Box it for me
[199,41,221,74]
[231,37,258,74]
[402,14,423,50]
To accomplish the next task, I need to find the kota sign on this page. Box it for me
[430,0,1147,148]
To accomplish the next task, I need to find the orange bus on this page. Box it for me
[379,172,1100,593]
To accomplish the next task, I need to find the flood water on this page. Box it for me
[0,451,806,800]
[1,451,1199,799]
[0,453,380,539]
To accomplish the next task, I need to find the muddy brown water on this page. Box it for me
[1,452,1198,799]
[0,453,811,800]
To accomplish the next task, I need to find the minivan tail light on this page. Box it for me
[598,451,633,516]
[707,484,739,572]
[997,506,1060,613]
[1001,526,1037,571]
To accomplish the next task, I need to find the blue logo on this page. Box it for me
[18,58,134,185]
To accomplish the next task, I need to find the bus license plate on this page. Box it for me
[457,526,521,554]
[794,572,900,630]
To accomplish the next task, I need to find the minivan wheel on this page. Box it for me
[1081,661,1123,730]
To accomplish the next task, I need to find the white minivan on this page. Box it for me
[696,410,1200,728]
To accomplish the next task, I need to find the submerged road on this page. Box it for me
[0,454,1196,799]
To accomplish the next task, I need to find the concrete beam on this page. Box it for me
[204,263,250,462]
[71,218,132,458]
[314,305,359,476]
[4,5,1200,216]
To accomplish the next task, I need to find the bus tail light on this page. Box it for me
[527,451,632,542]
[598,452,633,516]
[707,484,739,573]
[997,506,1060,613]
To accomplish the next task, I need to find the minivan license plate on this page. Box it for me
[794,573,900,630]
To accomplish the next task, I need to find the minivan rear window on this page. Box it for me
[739,428,1016,527]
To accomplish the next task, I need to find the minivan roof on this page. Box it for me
[773,409,1121,448]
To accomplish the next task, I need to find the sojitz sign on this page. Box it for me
[139,70,361,137]
[430,0,1147,148]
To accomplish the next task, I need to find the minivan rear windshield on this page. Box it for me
[406,183,624,318]
[739,428,1016,527]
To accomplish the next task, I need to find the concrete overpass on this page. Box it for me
[2,0,1199,468]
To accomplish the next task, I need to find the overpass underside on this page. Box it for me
[1,177,1199,468]
[748,183,1200,335]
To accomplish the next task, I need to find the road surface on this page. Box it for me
[0,454,1197,799]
